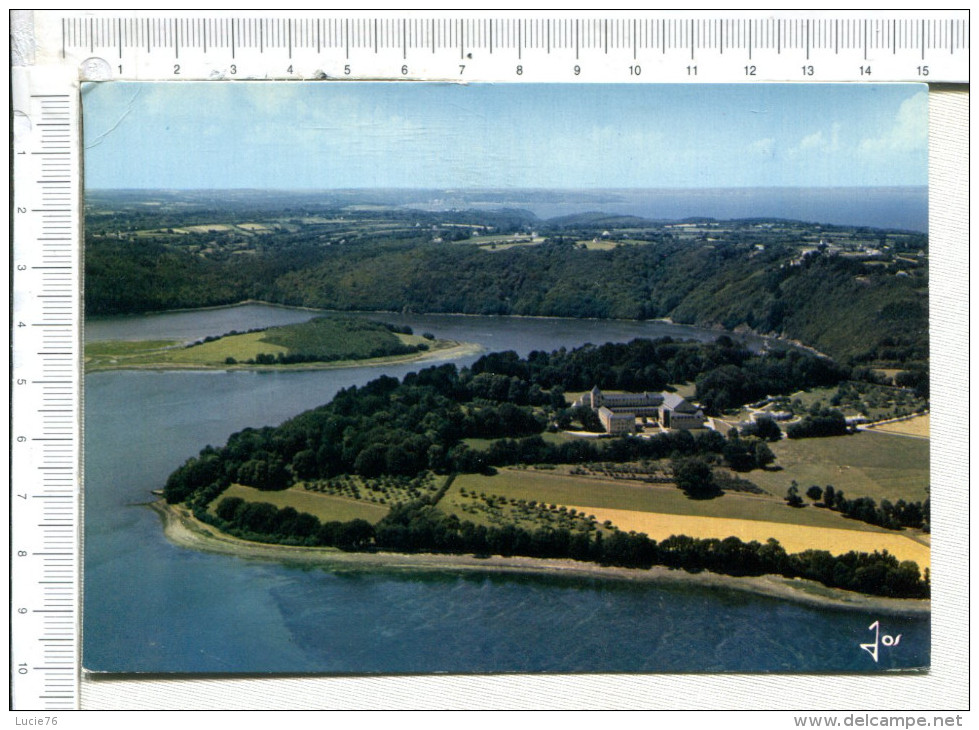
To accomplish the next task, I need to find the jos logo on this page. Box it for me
[860,620,902,662]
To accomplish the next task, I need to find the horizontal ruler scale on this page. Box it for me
[32,12,970,82]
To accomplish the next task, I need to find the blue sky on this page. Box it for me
[82,82,927,190]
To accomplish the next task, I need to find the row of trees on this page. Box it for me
[198,498,928,599]
[799,485,930,531]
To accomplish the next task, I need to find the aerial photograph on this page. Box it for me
[82,82,929,674]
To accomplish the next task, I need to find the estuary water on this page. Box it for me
[83,304,928,674]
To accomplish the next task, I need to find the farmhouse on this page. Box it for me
[573,386,706,433]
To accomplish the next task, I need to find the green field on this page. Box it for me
[86,315,458,371]
[438,472,600,532]
[214,483,390,524]
[445,468,892,534]
[747,431,929,502]
[85,332,287,369]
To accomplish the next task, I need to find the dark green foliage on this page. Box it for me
[163,449,226,504]
[894,368,929,399]
[740,417,783,441]
[259,316,422,362]
[208,496,376,549]
[471,340,847,416]
[787,408,849,439]
[808,486,929,532]
[671,456,720,499]
[695,351,846,415]
[722,437,757,472]
[752,440,776,468]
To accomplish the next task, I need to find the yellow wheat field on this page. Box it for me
[865,414,930,439]
[573,506,930,569]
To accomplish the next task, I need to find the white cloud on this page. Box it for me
[858,90,928,154]
[798,131,824,150]
[794,122,841,154]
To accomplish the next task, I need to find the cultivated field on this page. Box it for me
[864,414,930,439]
[448,469,896,533]
[572,506,930,568]
[215,484,390,524]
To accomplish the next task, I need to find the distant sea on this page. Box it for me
[412,187,928,233]
[89,186,928,234]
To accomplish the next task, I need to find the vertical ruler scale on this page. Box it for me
[11,67,81,711]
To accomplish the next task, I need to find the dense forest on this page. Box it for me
[163,338,850,506]
[85,195,928,371]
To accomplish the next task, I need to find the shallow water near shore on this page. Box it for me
[83,304,929,674]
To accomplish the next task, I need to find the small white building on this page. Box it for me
[659,393,706,430]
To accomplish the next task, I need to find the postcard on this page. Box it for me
[81,81,930,678]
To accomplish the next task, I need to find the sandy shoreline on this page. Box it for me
[150,501,929,616]
[86,340,484,374]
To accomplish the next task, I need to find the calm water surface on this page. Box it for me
[83,304,928,673]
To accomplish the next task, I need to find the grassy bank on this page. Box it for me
[86,335,481,372]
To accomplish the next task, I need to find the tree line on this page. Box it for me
[196,498,928,600]
[798,485,930,532]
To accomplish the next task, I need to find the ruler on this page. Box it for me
[10,66,82,711]
[28,10,970,83]
[7,9,968,712]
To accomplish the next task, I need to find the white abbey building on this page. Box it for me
[573,386,706,434]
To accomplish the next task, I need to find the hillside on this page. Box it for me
[85,196,928,370]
